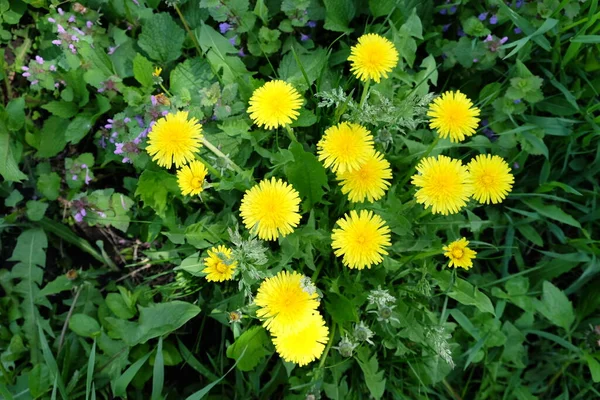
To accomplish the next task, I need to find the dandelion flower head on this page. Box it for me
[443,238,477,270]
[337,149,392,203]
[317,122,374,174]
[177,160,208,196]
[428,91,480,142]
[203,245,237,282]
[247,80,303,130]
[272,312,329,366]
[146,111,203,168]
[467,154,514,204]
[348,33,399,83]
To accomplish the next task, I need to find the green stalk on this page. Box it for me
[196,154,222,178]
[284,125,298,142]
[201,137,244,174]
[359,79,371,108]
[399,135,440,188]
[174,4,203,57]
[318,323,337,369]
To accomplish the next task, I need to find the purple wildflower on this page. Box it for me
[58,7,64,15]
[484,34,493,42]
[114,143,125,154]
[72,174,78,180]
[68,15,76,23]
[124,117,131,123]
[48,17,56,23]
[31,80,39,86]
[490,15,498,24]
[449,6,457,14]
[35,55,44,64]
[442,23,451,32]
[99,136,107,148]
[122,157,130,163]
[52,39,62,45]
[108,46,117,55]
[22,72,30,77]
[161,110,169,116]
[457,28,465,37]
[499,36,508,45]
[513,162,520,169]
[81,163,87,169]
[219,22,232,34]
[74,212,84,222]
[238,48,246,57]
[21,66,28,71]
[74,27,85,35]
[49,65,56,71]
[307,21,317,28]
[135,116,145,127]
[440,8,447,15]
[478,12,488,21]
[57,24,66,33]
[71,35,79,42]
[228,36,237,46]
[514,27,522,34]
[69,44,77,53]
[54,82,60,88]
[151,96,157,106]
[516,0,525,7]
[473,58,479,63]
[513,99,522,104]
[86,21,93,29]
[300,33,310,42]
[80,208,87,217]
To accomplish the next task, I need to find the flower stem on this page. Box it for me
[196,154,222,178]
[359,79,371,108]
[399,135,440,188]
[284,125,298,142]
[174,4,203,57]
[201,137,245,174]
[159,83,172,97]
[318,322,337,369]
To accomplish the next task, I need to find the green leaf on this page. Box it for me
[369,0,396,18]
[39,276,74,297]
[36,117,68,158]
[284,142,328,212]
[106,293,136,319]
[170,58,215,106]
[278,47,328,92]
[0,130,27,182]
[41,101,79,118]
[325,293,359,324]
[112,353,151,397]
[434,270,495,315]
[585,353,600,383]
[521,198,581,228]
[135,169,180,217]
[534,281,574,330]
[226,326,271,371]
[65,115,94,144]
[151,337,164,400]
[6,96,25,131]
[37,172,61,201]
[5,189,23,207]
[323,0,355,33]
[69,314,101,338]
[38,324,68,400]
[139,13,185,63]
[26,200,48,221]
[133,53,155,87]
[107,301,201,346]
[356,348,386,399]
[253,0,268,23]
[462,16,490,37]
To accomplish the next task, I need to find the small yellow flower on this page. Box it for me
[153,67,162,77]
[255,270,320,333]
[239,177,301,241]
[331,210,391,270]
[177,160,208,196]
[411,155,473,215]
[203,245,237,282]
[317,122,374,174]
[146,111,203,168]
[467,154,514,204]
[427,91,481,142]
[348,33,399,83]
[337,149,392,203]
[272,312,329,366]
[443,238,477,270]
[247,80,303,129]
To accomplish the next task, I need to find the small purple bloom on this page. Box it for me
[513,99,522,104]
[122,157,130,163]
[68,15,76,23]
[151,96,157,106]
[49,65,56,71]
[238,48,246,57]
[457,28,465,37]
[98,87,105,93]
[473,58,479,63]
[80,208,87,217]
[439,8,447,15]
[48,17,56,23]
[135,116,145,127]
[71,35,79,42]
[500,36,509,45]
[84,170,91,185]
[307,21,317,28]
[52,39,62,45]
[57,24,66,33]
[31,80,39,86]
[478,12,488,21]
[81,163,87,169]
[69,44,76,53]
[74,27,85,35]
[300,33,310,42]
[35,55,44,64]
[161,110,169,116]
[124,117,131,123]
[54,82,60,88]
[516,0,525,7]
[513,162,520,169]
[490,15,498,24]
[99,136,107,148]
[108,46,117,55]
[97,211,107,218]
[449,6,457,14]
[114,143,124,154]
[74,212,84,222]
[21,66,29,71]
[514,27,522,34]
[22,72,30,77]
[133,137,141,145]
[105,123,112,129]
[86,21,93,29]
[484,34,494,42]
[442,23,451,32]
[228,36,237,46]
[111,132,118,138]
[72,174,78,180]
[219,22,232,34]
[58,7,64,15]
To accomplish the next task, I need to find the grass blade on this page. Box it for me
[151,337,164,400]
[38,324,68,400]
[112,353,151,397]
[86,339,96,400]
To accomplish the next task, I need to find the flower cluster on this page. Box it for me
[255,271,329,366]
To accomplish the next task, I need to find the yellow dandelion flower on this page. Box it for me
[272,312,329,366]
[153,67,162,77]
[247,80,303,130]
[146,111,203,168]
[240,177,301,241]
[177,160,208,196]
[331,210,391,270]
[467,154,515,204]
[255,270,320,333]
[337,149,392,203]
[348,33,399,83]
[411,155,473,215]
[428,91,481,142]
[443,237,477,270]
[203,245,237,282]
[317,122,374,174]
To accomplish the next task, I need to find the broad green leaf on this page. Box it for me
[139,13,185,63]
[135,169,180,217]
[534,281,574,330]
[356,348,386,399]
[65,115,94,144]
[522,198,581,228]
[0,130,27,182]
[323,0,355,33]
[226,326,271,371]
[106,293,136,319]
[585,353,600,383]
[6,96,25,131]
[37,172,61,201]
[284,142,328,212]
[69,314,101,338]
[112,353,151,397]
[325,293,359,324]
[41,101,79,118]
[26,200,48,221]
[133,53,154,87]
[170,58,215,105]
[434,270,495,315]
[36,116,68,158]
[5,189,23,207]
